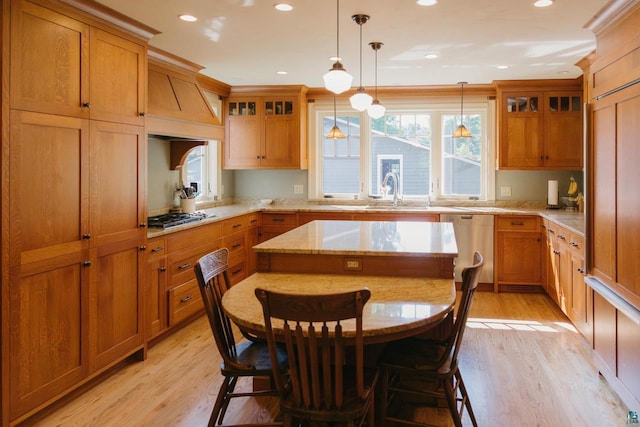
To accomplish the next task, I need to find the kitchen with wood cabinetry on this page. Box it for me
[2,0,640,425]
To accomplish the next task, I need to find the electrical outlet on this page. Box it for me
[294,184,304,194]
[500,186,512,197]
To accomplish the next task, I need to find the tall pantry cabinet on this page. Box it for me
[1,0,158,425]
[585,0,640,411]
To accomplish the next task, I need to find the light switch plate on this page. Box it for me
[294,184,304,194]
[500,186,512,197]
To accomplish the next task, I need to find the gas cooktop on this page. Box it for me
[147,212,208,229]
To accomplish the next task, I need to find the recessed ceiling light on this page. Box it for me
[534,0,554,7]
[424,53,439,59]
[274,3,293,11]
[179,14,198,22]
[416,0,438,6]
[276,71,288,75]
[497,65,509,69]
[558,70,570,75]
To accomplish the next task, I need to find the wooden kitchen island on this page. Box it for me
[254,220,458,279]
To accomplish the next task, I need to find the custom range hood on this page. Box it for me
[147,47,229,140]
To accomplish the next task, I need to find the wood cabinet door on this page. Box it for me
[544,92,583,168]
[89,121,146,248]
[263,97,298,168]
[499,92,543,169]
[146,256,167,339]
[615,85,640,299]
[89,28,146,125]
[590,99,617,282]
[224,112,262,168]
[496,231,542,285]
[8,254,90,420]
[10,0,90,118]
[89,238,144,371]
[9,111,90,267]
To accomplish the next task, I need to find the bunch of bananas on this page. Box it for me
[567,176,578,196]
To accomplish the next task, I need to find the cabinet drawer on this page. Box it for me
[227,259,247,286]
[168,279,203,326]
[221,215,248,235]
[247,213,259,228]
[147,237,167,261]
[261,212,297,227]
[223,232,246,258]
[166,222,222,253]
[168,244,220,286]
[496,215,538,231]
[566,231,584,253]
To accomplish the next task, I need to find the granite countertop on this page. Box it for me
[253,220,458,257]
[221,272,455,343]
[147,201,585,238]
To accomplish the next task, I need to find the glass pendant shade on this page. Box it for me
[350,89,373,111]
[324,63,353,94]
[367,99,385,119]
[453,124,472,138]
[326,124,346,139]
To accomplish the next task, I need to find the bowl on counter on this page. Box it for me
[258,198,273,207]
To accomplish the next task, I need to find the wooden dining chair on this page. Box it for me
[254,287,378,427]
[379,252,484,427]
[195,248,287,427]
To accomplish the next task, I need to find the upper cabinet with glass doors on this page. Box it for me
[224,86,308,169]
[496,80,583,170]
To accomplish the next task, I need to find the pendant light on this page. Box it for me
[453,81,472,138]
[349,14,372,111]
[367,42,385,119]
[326,96,346,139]
[323,0,352,94]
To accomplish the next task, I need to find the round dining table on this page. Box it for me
[221,272,456,345]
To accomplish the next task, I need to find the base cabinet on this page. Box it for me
[494,215,542,291]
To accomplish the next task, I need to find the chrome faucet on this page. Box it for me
[381,172,401,207]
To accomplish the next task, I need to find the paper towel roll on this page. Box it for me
[548,180,558,206]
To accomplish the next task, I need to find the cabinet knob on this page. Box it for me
[577,267,586,274]
[140,245,147,251]
[256,155,261,159]
[83,260,92,267]
[139,112,145,117]
[159,266,167,272]
[82,102,91,108]
[553,249,560,255]
[139,223,147,228]
[82,233,91,239]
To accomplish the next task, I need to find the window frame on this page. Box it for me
[180,140,222,202]
[308,98,496,202]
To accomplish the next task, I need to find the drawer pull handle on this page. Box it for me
[511,221,524,226]
[272,218,285,222]
[178,262,191,270]
[232,243,242,249]
[180,295,193,303]
[151,246,165,252]
[233,223,242,228]
[232,268,242,275]
[569,242,578,247]
[558,235,566,240]
[548,229,555,234]
[250,219,258,224]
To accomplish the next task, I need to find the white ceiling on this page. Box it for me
[96,0,608,88]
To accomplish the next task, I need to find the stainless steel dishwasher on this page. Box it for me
[440,214,494,284]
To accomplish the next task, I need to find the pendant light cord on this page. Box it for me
[336,0,340,62]
[374,47,379,98]
[358,19,363,86]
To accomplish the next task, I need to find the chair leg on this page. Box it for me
[442,378,463,427]
[455,370,478,427]
[209,376,233,426]
[218,375,239,424]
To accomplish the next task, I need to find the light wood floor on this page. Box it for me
[25,292,629,427]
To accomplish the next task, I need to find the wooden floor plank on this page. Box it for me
[24,292,628,426]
